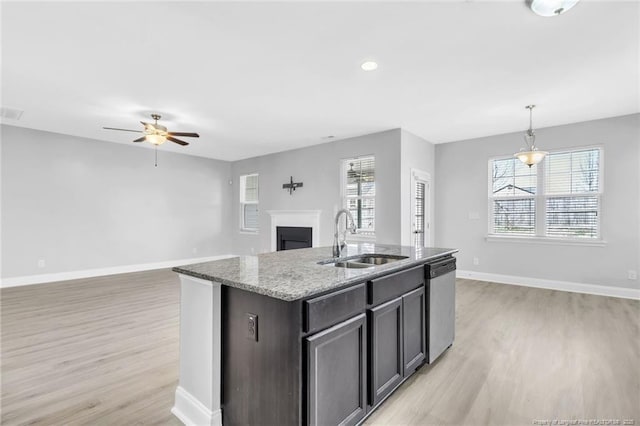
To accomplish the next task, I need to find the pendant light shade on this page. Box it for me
[515,150,547,167]
[514,105,548,167]
[146,134,167,145]
[528,0,580,16]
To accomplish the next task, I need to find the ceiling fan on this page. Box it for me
[103,114,199,146]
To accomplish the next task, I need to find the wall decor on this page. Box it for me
[282,176,303,195]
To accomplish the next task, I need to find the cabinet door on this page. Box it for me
[402,286,426,376]
[368,297,403,408]
[306,313,367,426]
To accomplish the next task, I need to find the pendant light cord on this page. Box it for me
[155,146,158,167]
[529,106,533,132]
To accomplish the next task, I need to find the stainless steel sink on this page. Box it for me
[350,255,407,265]
[331,261,374,269]
[321,254,409,268]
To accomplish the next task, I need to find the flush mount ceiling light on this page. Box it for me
[361,61,378,71]
[514,105,548,167]
[527,0,580,16]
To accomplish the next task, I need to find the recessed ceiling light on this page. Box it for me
[361,61,378,71]
[0,106,24,120]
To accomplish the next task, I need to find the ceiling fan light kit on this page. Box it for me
[103,113,199,147]
[527,0,580,16]
[103,113,200,166]
[146,134,166,145]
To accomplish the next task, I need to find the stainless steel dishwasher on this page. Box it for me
[425,257,456,363]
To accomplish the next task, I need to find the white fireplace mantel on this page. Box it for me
[266,210,321,252]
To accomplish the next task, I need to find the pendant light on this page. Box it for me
[527,0,580,16]
[514,105,548,168]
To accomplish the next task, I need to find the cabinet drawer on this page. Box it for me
[304,284,366,334]
[368,266,424,306]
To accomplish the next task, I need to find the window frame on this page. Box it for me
[487,145,604,243]
[487,157,538,237]
[239,173,259,233]
[341,155,376,238]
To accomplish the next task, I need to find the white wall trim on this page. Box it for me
[0,254,236,288]
[173,275,222,426]
[172,386,222,426]
[457,270,640,300]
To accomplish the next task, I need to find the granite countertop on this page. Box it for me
[173,243,458,302]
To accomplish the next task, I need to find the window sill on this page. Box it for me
[485,235,606,247]
[239,230,259,235]
[347,233,376,242]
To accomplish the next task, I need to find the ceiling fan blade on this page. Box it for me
[133,136,146,142]
[167,136,189,146]
[103,127,142,133]
[168,132,200,138]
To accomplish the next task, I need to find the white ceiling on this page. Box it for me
[1,1,638,161]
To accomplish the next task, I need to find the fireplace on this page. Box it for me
[276,226,312,251]
[266,210,321,252]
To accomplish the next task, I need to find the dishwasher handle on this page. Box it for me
[426,257,456,278]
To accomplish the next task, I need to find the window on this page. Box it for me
[342,156,375,235]
[545,149,600,238]
[490,158,537,236]
[489,147,602,240]
[240,174,259,232]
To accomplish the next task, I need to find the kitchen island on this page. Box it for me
[171,243,457,426]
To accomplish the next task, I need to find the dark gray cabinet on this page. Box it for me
[221,256,455,426]
[368,297,403,407]
[306,313,367,426]
[368,286,426,408]
[402,286,426,375]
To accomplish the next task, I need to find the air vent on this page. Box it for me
[0,106,24,121]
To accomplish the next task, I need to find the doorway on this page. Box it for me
[410,170,431,247]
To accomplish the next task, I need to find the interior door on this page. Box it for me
[411,170,431,247]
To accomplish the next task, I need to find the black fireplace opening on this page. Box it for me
[277,226,312,251]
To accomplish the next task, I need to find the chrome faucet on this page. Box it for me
[333,209,357,257]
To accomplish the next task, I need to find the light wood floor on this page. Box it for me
[1,270,183,426]
[1,271,639,426]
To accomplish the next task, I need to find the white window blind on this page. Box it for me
[240,174,259,231]
[414,180,426,247]
[488,147,602,240]
[545,149,600,238]
[343,156,375,235]
[489,158,537,235]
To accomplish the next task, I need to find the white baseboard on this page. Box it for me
[456,270,640,300]
[0,254,236,288]
[172,386,222,426]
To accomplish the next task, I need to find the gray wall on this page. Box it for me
[1,125,233,278]
[230,129,402,255]
[434,114,640,289]
[400,129,436,246]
